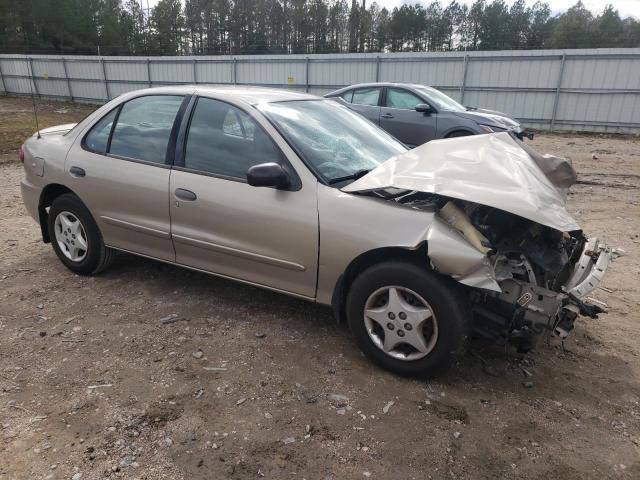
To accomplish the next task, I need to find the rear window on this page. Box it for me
[352,88,381,106]
[109,96,184,164]
[83,95,184,164]
[84,108,117,153]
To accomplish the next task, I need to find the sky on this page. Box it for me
[144,0,640,19]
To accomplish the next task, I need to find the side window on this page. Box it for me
[222,109,255,140]
[184,97,285,179]
[109,95,184,164]
[386,88,424,110]
[352,88,381,107]
[340,90,354,103]
[84,108,117,153]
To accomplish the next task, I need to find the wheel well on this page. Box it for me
[445,129,474,138]
[331,245,429,323]
[38,184,75,243]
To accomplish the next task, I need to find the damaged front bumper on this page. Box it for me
[565,238,612,298]
[473,237,616,350]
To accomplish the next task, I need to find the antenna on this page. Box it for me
[27,58,41,139]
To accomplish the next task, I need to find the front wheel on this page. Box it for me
[48,193,115,275]
[346,261,470,377]
[446,130,472,138]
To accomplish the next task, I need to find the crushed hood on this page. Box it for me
[343,132,580,232]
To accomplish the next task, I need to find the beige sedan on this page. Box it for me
[20,86,613,377]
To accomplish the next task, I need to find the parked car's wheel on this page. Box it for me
[48,193,115,275]
[346,261,470,377]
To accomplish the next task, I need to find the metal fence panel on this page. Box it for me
[150,60,194,84]
[195,61,233,84]
[65,59,103,80]
[1,48,639,133]
[106,60,147,82]
[380,58,463,89]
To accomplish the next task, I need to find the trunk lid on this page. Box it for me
[34,123,78,136]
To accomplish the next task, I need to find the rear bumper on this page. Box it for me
[20,178,41,222]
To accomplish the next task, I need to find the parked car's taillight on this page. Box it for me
[18,144,25,162]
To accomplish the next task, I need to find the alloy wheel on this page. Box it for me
[54,211,88,262]
[363,285,438,361]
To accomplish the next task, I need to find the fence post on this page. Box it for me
[0,58,6,96]
[305,57,310,92]
[551,54,566,131]
[232,58,237,84]
[460,54,469,104]
[146,58,152,88]
[193,58,198,84]
[375,55,381,82]
[28,57,40,97]
[61,57,74,102]
[100,58,110,101]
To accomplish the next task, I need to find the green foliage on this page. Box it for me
[0,0,637,54]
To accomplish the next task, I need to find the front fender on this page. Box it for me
[426,216,500,292]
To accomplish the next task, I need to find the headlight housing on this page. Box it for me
[478,124,495,133]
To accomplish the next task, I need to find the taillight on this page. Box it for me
[19,144,25,163]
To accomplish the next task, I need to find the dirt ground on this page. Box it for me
[1,96,639,480]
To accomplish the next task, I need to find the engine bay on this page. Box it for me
[369,188,612,352]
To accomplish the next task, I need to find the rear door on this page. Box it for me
[342,87,382,124]
[66,94,187,261]
[380,87,437,147]
[168,96,318,298]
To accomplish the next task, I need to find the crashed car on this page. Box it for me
[20,86,615,377]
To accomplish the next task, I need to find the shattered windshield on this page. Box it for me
[259,100,406,184]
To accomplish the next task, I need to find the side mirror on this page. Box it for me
[415,103,432,114]
[247,162,290,189]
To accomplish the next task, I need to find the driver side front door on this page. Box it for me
[380,88,437,147]
[168,97,319,298]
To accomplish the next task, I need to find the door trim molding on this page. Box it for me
[105,244,315,302]
[100,216,170,239]
[172,234,306,272]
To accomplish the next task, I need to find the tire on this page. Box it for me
[447,130,472,138]
[48,193,115,275]
[346,261,470,377]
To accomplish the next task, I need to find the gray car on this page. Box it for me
[20,86,612,378]
[325,82,532,147]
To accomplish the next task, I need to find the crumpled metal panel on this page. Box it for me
[426,216,501,292]
[343,132,580,232]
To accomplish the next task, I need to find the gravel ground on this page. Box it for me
[1,97,639,479]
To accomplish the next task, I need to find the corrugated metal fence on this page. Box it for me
[1,48,639,133]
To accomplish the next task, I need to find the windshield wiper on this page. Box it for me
[328,169,371,185]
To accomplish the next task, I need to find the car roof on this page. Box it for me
[326,82,431,96]
[122,85,318,105]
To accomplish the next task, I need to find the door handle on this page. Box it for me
[381,113,394,119]
[69,166,85,178]
[174,188,197,201]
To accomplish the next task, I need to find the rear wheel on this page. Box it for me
[48,193,115,275]
[346,261,470,377]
